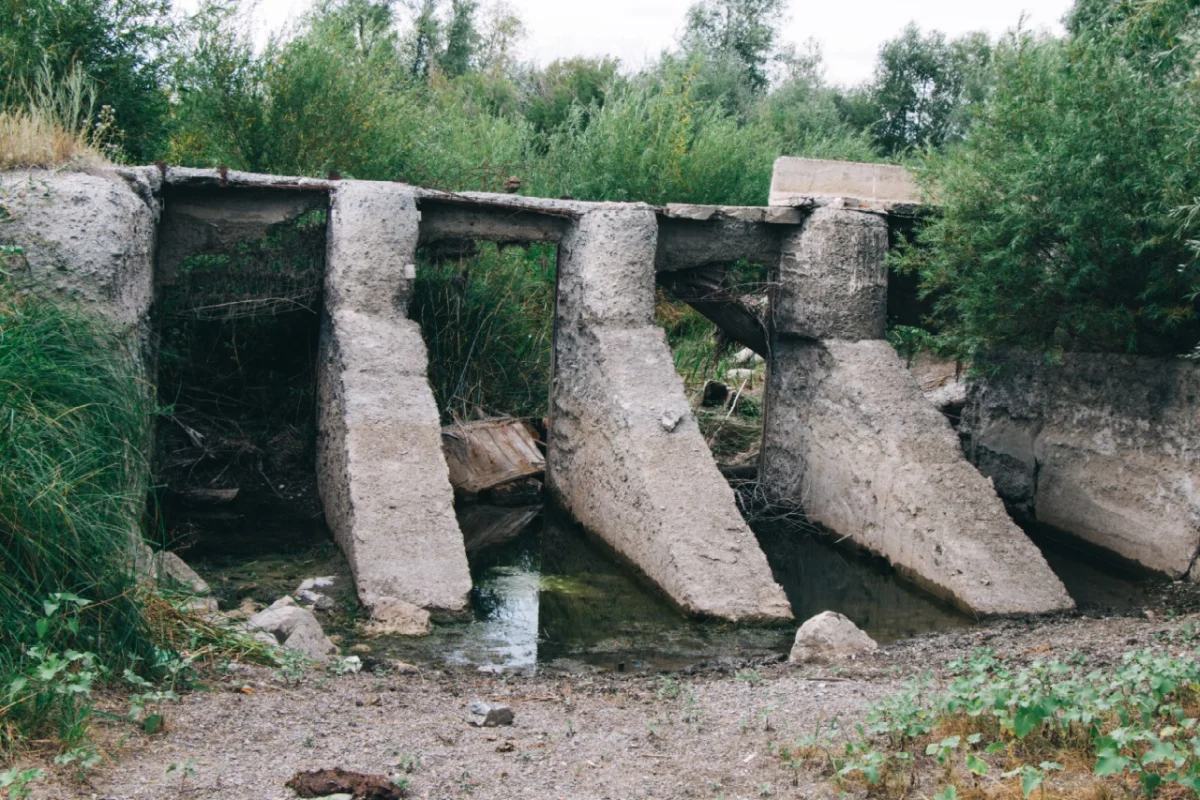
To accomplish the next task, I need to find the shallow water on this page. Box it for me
[371,506,973,672]
[176,499,1154,674]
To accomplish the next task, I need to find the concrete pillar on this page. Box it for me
[318,181,471,618]
[773,207,888,340]
[761,208,1074,617]
[547,206,792,623]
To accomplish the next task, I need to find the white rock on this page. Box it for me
[364,596,432,637]
[154,551,210,595]
[732,348,762,365]
[788,611,878,664]
[248,600,337,662]
[297,576,336,593]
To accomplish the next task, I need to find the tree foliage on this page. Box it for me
[866,24,993,154]
[681,0,787,93]
[0,0,175,159]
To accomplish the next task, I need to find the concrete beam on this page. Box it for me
[654,216,783,273]
[761,340,1075,617]
[547,206,793,623]
[318,181,471,618]
[155,187,327,292]
[417,198,571,249]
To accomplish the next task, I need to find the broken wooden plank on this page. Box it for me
[441,418,546,495]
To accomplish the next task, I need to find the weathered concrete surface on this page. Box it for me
[317,181,471,618]
[961,354,1200,577]
[0,169,157,332]
[761,339,1074,616]
[769,157,920,210]
[417,198,572,249]
[547,206,792,623]
[774,207,889,341]
[654,216,784,273]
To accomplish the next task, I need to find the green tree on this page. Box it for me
[524,57,620,133]
[680,0,787,93]
[867,24,992,154]
[405,0,440,78]
[1067,0,1200,75]
[439,0,479,77]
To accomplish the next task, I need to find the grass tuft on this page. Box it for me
[0,66,112,171]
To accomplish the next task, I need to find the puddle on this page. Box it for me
[171,499,1154,675]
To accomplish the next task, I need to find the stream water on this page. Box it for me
[177,499,1156,674]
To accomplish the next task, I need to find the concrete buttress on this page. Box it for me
[761,207,1074,617]
[547,206,793,623]
[317,181,471,618]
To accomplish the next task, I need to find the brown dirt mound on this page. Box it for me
[286,767,406,799]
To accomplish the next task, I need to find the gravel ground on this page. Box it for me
[20,607,1194,800]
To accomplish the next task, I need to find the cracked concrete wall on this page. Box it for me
[761,207,1073,617]
[318,181,471,618]
[546,206,793,623]
[961,354,1200,578]
[0,169,159,334]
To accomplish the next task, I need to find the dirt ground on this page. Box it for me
[21,606,1198,800]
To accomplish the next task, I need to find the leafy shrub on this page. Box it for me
[781,646,1200,797]
[411,243,556,422]
[894,30,1200,360]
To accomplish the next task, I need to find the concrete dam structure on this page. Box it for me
[0,158,1081,626]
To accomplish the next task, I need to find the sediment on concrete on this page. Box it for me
[547,206,793,623]
[761,339,1074,617]
[317,181,471,618]
[961,353,1200,578]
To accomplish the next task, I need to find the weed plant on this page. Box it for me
[779,646,1200,797]
[0,65,117,170]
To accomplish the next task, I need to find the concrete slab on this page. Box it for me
[961,353,1200,577]
[761,339,1074,617]
[547,206,792,623]
[769,157,920,208]
[318,181,471,618]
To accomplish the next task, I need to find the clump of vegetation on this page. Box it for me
[0,277,155,751]
[412,242,556,422]
[0,66,115,170]
[894,6,1200,362]
[779,645,1200,797]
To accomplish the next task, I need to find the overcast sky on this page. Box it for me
[241,0,1076,86]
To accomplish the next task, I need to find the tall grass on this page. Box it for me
[411,243,556,422]
[0,279,154,749]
